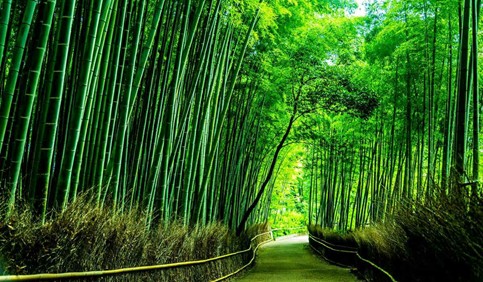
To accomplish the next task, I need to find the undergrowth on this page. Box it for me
[309,197,483,282]
[0,196,259,281]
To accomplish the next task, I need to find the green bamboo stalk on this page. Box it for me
[36,0,76,222]
[144,9,174,224]
[58,0,104,209]
[453,0,471,186]
[102,0,133,192]
[111,0,145,210]
[130,17,168,207]
[7,0,56,217]
[71,0,114,198]
[146,0,184,224]
[199,24,231,224]
[204,9,260,200]
[85,0,119,190]
[0,0,37,153]
[95,0,128,205]
[0,0,12,68]
[471,0,480,198]
[182,1,221,223]
[129,0,165,113]
[28,0,63,209]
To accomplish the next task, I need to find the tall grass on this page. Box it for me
[0,195,254,281]
[309,197,483,282]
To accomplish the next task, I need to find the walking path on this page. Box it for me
[237,235,359,281]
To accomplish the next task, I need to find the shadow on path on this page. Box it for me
[237,235,359,282]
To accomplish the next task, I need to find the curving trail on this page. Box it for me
[237,235,359,282]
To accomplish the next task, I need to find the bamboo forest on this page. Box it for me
[0,0,482,281]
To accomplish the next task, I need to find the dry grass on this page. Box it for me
[244,222,271,244]
[371,196,483,282]
[0,196,257,281]
[309,197,483,282]
[309,225,357,248]
[308,225,359,267]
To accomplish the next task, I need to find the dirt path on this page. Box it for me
[236,235,359,282]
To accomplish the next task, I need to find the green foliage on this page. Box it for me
[0,0,265,231]
[1,1,482,279]
[268,145,308,229]
[305,66,379,119]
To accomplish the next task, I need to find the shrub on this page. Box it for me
[309,197,483,282]
[0,196,253,281]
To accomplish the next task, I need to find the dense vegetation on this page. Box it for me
[301,0,482,230]
[0,0,272,229]
[251,0,482,230]
[0,0,482,280]
[0,0,272,278]
[1,196,258,281]
[256,0,483,280]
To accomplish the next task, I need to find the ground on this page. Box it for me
[237,235,359,281]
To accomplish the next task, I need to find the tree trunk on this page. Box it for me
[236,107,296,235]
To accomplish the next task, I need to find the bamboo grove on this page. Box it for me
[302,0,482,229]
[0,0,275,230]
[1,0,482,236]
